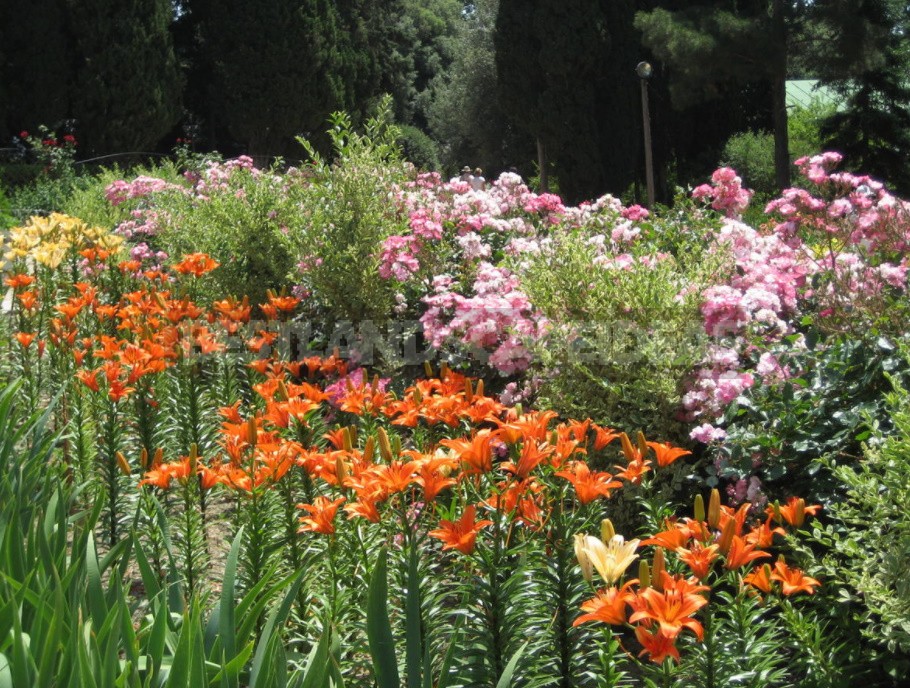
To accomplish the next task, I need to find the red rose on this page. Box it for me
[19,130,28,138]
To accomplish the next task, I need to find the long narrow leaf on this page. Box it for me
[494,642,528,688]
[366,547,399,688]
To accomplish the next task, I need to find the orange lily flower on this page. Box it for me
[173,252,220,277]
[298,496,346,535]
[770,497,822,528]
[502,441,552,480]
[770,559,821,595]
[676,541,719,580]
[743,563,773,594]
[635,627,680,664]
[592,425,620,450]
[630,575,709,640]
[641,521,691,550]
[555,461,623,504]
[15,332,36,348]
[646,441,692,467]
[573,581,636,626]
[75,368,100,393]
[724,535,771,570]
[16,291,37,311]
[428,505,493,554]
[440,431,494,474]
[4,273,35,289]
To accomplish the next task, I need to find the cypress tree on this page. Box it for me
[202,0,346,159]
[495,0,642,202]
[1,0,73,137]
[67,0,182,155]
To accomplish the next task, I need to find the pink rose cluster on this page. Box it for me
[105,176,185,206]
[420,264,545,375]
[692,167,754,219]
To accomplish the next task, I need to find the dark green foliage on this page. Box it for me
[819,3,910,194]
[66,0,182,155]
[201,0,345,158]
[0,0,72,138]
[398,124,442,170]
[427,0,532,176]
[802,368,910,683]
[715,334,910,503]
[494,0,641,202]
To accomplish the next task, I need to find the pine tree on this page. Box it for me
[67,0,182,155]
[819,0,910,194]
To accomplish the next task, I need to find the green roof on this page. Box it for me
[786,80,840,110]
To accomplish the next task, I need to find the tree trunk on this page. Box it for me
[537,137,549,193]
[772,0,790,190]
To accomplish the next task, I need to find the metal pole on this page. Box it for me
[640,78,655,208]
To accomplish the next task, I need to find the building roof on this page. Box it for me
[786,80,840,110]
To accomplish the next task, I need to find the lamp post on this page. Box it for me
[636,61,656,208]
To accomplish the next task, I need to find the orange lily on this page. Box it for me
[298,496,346,535]
[428,505,493,555]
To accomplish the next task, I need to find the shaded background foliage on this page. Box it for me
[1,1,909,201]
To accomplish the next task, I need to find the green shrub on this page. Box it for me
[397,124,442,171]
[150,161,303,308]
[516,211,725,442]
[714,334,910,502]
[807,364,910,680]
[719,99,837,199]
[289,96,409,324]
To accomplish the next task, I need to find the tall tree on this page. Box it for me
[427,0,532,175]
[819,0,910,193]
[1,0,72,138]
[202,0,345,158]
[67,0,182,155]
[495,0,642,202]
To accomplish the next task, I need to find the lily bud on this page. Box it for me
[476,379,484,398]
[652,548,666,591]
[363,436,375,463]
[423,361,433,378]
[636,431,648,459]
[392,434,402,456]
[550,429,558,446]
[708,488,721,529]
[335,454,349,484]
[694,494,705,523]
[116,451,131,476]
[276,380,289,401]
[620,432,635,461]
[377,427,393,462]
[246,417,258,447]
[153,447,164,469]
[638,560,651,589]
[413,386,423,405]
[188,443,199,475]
[140,447,150,471]
[717,518,736,555]
[341,427,353,453]
[601,518,616,542]
[465,378,474,403]
[793,498,806,528]
[574,534,594,583]
[440,361,450,379]
[771,500,783,524]
[348,424,358,447]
